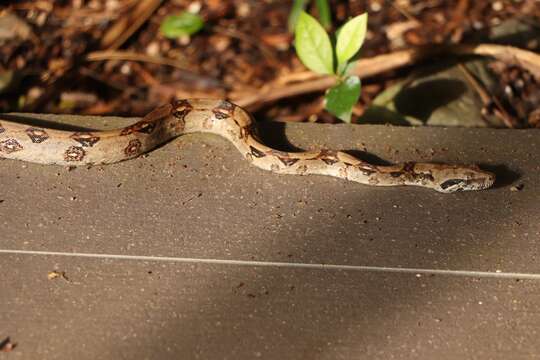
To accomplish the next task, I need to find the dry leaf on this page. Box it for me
[0,337,16,352]
[47,270,69,281]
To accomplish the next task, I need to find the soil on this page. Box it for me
[0,0,538,126]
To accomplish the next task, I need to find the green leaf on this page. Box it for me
[287,0,309,32]
[335,13,368,67]
[294,11,334,75]
[325,75,361,122]
[160,12,204,38]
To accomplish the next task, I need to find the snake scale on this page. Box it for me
[0,99,495,192]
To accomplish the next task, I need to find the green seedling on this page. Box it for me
[295,11,368,122]
[288,0,332,31]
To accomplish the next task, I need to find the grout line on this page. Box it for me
[0,249,538,280]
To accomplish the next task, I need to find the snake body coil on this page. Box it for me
[0,99,495,192]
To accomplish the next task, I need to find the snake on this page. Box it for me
[0,99,495,192]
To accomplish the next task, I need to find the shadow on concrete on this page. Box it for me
[146,187,521,357]
[1,115,533,357]
[258,122,393,166]
[123,123,530,357]
[0,113,95,131]
[257,121,300,152]
[479,163,521,189]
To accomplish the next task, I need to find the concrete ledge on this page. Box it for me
[1,113,539,359]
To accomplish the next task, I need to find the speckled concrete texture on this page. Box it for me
[0,113,539,359]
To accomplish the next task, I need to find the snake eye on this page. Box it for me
[440,179,466,191]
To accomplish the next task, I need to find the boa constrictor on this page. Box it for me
[0,99,495,192]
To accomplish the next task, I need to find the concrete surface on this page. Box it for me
[0,113,539,359]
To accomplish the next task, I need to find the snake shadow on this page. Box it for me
[0,113,95,132]
[256,122,301,152]
[477,163,521,190]
[256,122,522,190]
[256,121,391,166]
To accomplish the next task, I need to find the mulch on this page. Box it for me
[0,0,538,127]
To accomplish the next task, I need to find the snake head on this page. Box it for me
[418,164,496,193]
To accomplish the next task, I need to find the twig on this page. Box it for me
[453,44,540,79]
[457,63,517,128]
[274,71,322,85]
[86,50,189,70]
[445,0,469,43]
[387,0,420,23]
[235,43,540,111]
[211,25,279,65]
[78,66,126,91]
[86,50,225,90]
[100,0,163,50]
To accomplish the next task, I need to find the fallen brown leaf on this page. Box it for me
[47,270,69,281]
[0,337,16,352]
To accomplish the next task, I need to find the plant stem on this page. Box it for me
[315,0,332,29]
[288,0,309,32]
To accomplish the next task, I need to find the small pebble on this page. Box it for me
[120,63,131,75]
[370,2,382,12]
[492,1,503,11]
[177,35,191,46]
[473,21,484,30]
[187,1,202,13]
[146,41,160,57]
[237,2,250,17]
